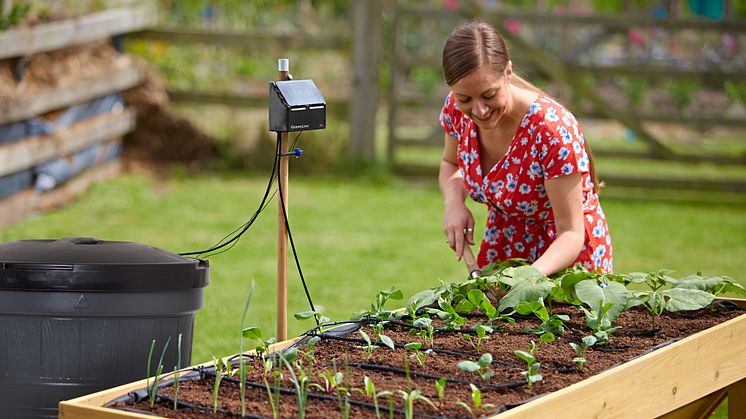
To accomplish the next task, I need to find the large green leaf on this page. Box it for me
[497,275,554,312]
[575,280,628,322]
[498,265,545,287]
[662,288,715,312]
[672,275,746,296]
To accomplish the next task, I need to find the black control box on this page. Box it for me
[268,79,326,132]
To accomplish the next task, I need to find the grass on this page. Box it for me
[1,170,742,417]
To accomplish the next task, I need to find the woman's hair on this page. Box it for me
[442,20,602,193]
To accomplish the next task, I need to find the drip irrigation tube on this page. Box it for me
[309,332,523,369]
[346,362,527,392]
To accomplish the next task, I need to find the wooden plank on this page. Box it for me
[600,175,746,193]
[594,150,746,166]
[0,57,143,125]
[396,4,746,32]
[728,378,746,418]
[494,313,746,418]
[0,4,157,60]
[348,0,381,161]
[38,158,122,211]
[129,28,351,51]
[0,109,135,177]
[0,159,121,227]
[656,389,727,419]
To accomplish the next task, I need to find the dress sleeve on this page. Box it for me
[439,92,462,142]
[539,105,591,180]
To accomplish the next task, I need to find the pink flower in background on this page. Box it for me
[504,19,520,33]
[443,0,459,10]
[628,29,644,46]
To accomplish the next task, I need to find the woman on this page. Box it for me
[438,21,612,275]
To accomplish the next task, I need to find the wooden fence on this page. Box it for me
[0,2,155,226]
[387,1,746,192]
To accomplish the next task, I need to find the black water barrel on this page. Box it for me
[0,237,209,418]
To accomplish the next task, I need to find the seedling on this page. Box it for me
[354,376,392,419]
[211,356,237,414]
[262,358,281,419]
[458,353,494,381]
[146,337,171,407]
[295,310,331,327]
[575,280,627,345]
[412,317,435,347]
[398,389,437,419]
[357,329,379,360]
[238,281,257,417]
[515,297,569,338]
[456,383,495,418]
[433,377,447,411]
[514,341,542,388]
[569,335,597,370]
[310,369,347,396]
[353,287,404,320]
[173,333,182,410]
[280,350,310,419]
[463,324,493,352]
[404,342,432,366]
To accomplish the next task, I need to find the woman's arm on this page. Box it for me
[532,172,585,275]
[438,134,475,261]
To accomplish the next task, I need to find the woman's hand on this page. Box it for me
[443,199,475,261]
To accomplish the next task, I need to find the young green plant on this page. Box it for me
[569,335,597,370]
[146,337,171,407]
[514,341,542,388]
[457,353,494,381]
[354,376,392,419]
[456,383,495,418]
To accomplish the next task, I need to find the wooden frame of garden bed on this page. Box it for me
[59,301,746,419]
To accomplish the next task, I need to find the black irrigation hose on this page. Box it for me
[309,332,523,369]
[157,393,268,419]
[346,362,527,392]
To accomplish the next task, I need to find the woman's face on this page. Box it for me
[450,64,512,130]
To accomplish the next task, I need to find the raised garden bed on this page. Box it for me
[60,264,746,418]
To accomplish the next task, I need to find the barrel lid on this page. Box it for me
[0,237,209,291]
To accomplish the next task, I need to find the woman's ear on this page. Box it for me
[506,60,513,79]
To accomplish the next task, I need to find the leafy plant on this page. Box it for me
[496,266,555,312]
[357,329,379,360]
[669,273,746,297]
[569,335,597,370]
[575,279,628,344]
[463,324,493,352]
[295,310,331,326]
[625,270,715,330]
[404,342,432,366]
[514,341,542,388]
[354,376,392,419]
[412,317,435,347]
[311,369,347,396]
[398,389,437,419]
[146,337,171,407]
[514,297,569,340]
[458,353,494,381]
[352,287,404,320]
[456,383,495,418]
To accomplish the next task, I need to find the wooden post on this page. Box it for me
[276,59,289,342]
[349,0,381,161]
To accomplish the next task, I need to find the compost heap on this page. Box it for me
[0,40,217,170]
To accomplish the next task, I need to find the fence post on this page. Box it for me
[349,0,381,161]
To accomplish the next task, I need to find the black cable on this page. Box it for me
[178,138,281,257]
[276,131,319,326]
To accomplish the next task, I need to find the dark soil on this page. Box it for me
[111,303,743,418]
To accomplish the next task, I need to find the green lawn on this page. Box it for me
[1,172,744,368]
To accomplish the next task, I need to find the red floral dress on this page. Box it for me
[439,92,613,272]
